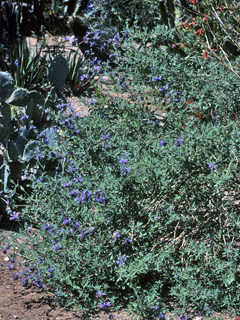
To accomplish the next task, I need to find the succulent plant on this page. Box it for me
[0,72,15,102]
[22,140,43,163]
[28,91,45,124]
[7,88,31,106]
[0,143,10,192]
[0,101,12,146]
[48,54,68,95]
[0,51,71,220]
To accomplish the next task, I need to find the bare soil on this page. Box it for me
[0,36,239,320]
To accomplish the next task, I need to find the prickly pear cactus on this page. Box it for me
[7,88,31,106]
[0,101,12,146]
[22,140,44,163]
[48,54,68,95]
[28,91,45,124]
[0,72,14,102]
[8,140,20,162]
[12,127,32,159]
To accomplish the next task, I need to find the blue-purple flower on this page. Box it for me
[69,189,79,198]
[43,223,54,233]
[99,301,111,308]
[6,263,14,270]
[13,272,19,280]
[20,114,29,121]
[109,53,116,61]
[152,305,160,311]
[52,243,62,251]
[102,143,111,149]
[174,138,183,148]
[116,254,126,266]
[160,140,168,146]
[75,188,91,204]
[80,74,89,82]
[62,180,72,187]
[32,277,44,288]
[113,231,120,241]
[177,313,188,320]
[63,218,71,225]
[70,38,78,46]
[208,161,217,170]
[156,312,167,319]
[64,36,70,41]
[121,238,131,245]
[21,277,28,287]
[9,211,19,220]
[96,291,106,297]
[101,133,109,140]
[113,33,120,44]
[119,158,128,164]
[47,266,55,272]
[89,98,97,104]
[121,166,130,175]
[153,76,162,82]
[69,166,78,172]
[73,222,80,230]
[73,175,82,183]
[93,189,106,203]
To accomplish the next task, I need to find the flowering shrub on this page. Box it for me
[2,2,240,319]
[3,89,240,318]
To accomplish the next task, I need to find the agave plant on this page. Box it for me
[65,47,98,97]
[2,38,52,95]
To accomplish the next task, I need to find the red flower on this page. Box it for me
[189,0,197,4]
[195,113,203,120]
[186,22,195,29]
[210,48,218,52]
[202,14,209,21]
[186,99,193,104]
[180,43,185,47]
[203,50,209,59]
[232,113,238,121]
[236,316,240,320]
[77,84,81,88]
[194,28,204,35]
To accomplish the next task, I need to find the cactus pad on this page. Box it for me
[0,102,12,146]
[48,54,68,95]
[28,91,45,123]
[7,88,31,106]
[0,72,14,102]
[8,140,20,161]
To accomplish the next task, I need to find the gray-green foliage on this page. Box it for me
[7,96,240,318]
[3,4,240,320]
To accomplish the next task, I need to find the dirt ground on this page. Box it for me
[0,36,239,320]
